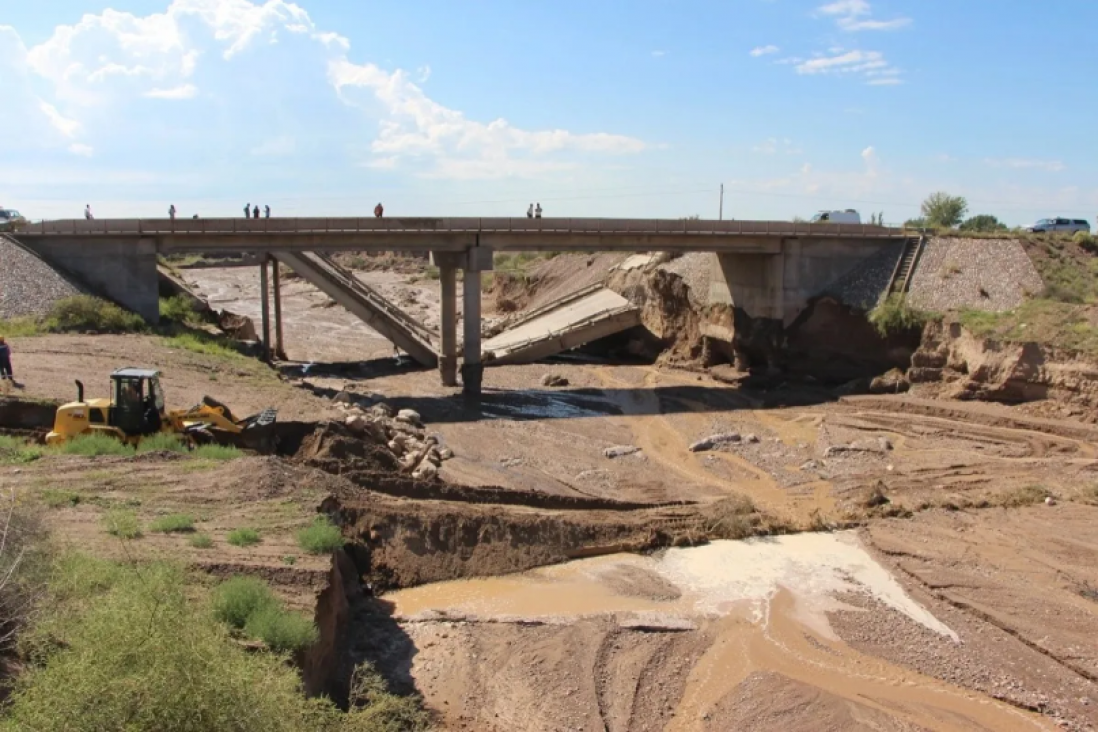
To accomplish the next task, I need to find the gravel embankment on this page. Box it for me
[822,241,905,310]
[906,237,1044,313]
[660,252,715,306]
[0,235,85,320]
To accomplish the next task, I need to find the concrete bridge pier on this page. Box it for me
[430,252,465,387]
[460,247,493,397]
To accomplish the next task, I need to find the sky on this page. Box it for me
[1,0,1096,226]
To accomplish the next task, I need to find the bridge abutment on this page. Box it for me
[17,236,160,323]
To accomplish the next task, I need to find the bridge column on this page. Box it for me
[259,255,271,361]
[271,256,286,360]
[430,252,464,387]
[460,247,494,397]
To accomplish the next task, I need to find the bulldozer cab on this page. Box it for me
[110,368,165,436]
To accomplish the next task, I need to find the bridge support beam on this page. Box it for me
[460,247,493,397]
[431,252,464,387]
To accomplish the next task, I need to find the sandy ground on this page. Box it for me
[2,261,1096,730]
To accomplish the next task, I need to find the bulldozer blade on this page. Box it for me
[208,422,280,454]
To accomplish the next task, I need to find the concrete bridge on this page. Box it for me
[15,217,911,395]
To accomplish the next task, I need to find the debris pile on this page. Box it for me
[305,399,454,481]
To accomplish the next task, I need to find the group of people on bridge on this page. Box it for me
[82,201,390,221]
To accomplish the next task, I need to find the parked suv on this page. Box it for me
[1026,217,1090,234]
[0,208,26,232]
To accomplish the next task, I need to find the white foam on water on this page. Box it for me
[388,531,957,642]
[653,532,958,641]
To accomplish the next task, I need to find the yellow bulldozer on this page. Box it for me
[46,367,278,451]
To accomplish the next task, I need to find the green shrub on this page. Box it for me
[189,533,214,549]
[45,295,146,334]
[194,444,243,461]
[4,557,349,732]
[53,433,133,457]
[296,516,344,555]
[868,294,935,337]
[0,435,44,464]
[212,576,277,629]
[999,484,1049,508]
[244,605,318,653]
[227,528,261,547]
[149,513,195,533]
[158,295,204,326]
[1074,230,1097,252]
[344,663,433,731]
[136,432,188,454]
[41,489,81,509]
[102,509,142,539]
[162,331,246,360]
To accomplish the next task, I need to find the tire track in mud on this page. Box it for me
[878,544,1098,686]
[592,367,808,521]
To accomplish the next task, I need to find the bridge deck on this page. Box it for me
[20,217,908,254]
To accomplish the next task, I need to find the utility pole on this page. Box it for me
[719,184,724,221]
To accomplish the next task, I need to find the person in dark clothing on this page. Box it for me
[264,204,270,218]
[0,336,13,382]
[169,204,176,220]
[374,202,384,218]
[244,203,251,218]
[253,205,260,219]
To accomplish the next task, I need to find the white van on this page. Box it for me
[810,209,861,224]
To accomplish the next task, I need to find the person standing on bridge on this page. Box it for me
[535,202,542,219]
[526,203,533,218]
[244,202,251,218]
[169,204,176,220]
[84,204,93,220]
[374,202,384,218]
[252,204,260,219]
[264,204,270,218]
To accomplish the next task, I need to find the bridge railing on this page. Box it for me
[21,217,904,238]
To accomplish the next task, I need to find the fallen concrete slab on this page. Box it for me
[483,285,641,365]
[272,251,439,366]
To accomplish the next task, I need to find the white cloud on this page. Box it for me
[985,158,1066,173]
[652,50,666,57]
[750,45,779,57]
[39,101,80,137]
[795,48,902,84]
[797,49,884,73]
[145,83,197,99]
[861,145,879,177]
[68,143,94,156]
[22,0,345,106]
[817,0,910,31]
[329,58,646,176]
[10,0,645,180]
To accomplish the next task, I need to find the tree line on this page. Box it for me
[905,192,1007,232]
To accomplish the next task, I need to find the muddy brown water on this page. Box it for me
[389,535,1053,731]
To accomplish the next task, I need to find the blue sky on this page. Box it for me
[1,0,1096,226]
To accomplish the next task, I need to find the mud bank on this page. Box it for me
[911,320,1098,416]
